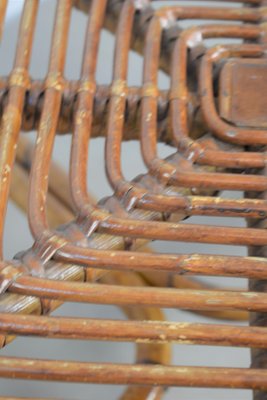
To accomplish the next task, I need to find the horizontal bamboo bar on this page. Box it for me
[56,247,267,279]
[0,313,265,348]
[9,277,267,312]
[1,357,267,390]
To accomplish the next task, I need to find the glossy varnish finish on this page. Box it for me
[0,0,267,399]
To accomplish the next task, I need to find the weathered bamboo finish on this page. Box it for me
[1,0,267,399]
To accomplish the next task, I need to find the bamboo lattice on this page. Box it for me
[0,0,267,399]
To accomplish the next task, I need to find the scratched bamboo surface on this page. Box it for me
[1,0,267,399]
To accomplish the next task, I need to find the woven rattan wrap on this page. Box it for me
[1,0,267,398]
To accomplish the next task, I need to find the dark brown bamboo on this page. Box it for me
[1,357,267,390]
[0,313,265,348]
[9,276,267,313]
